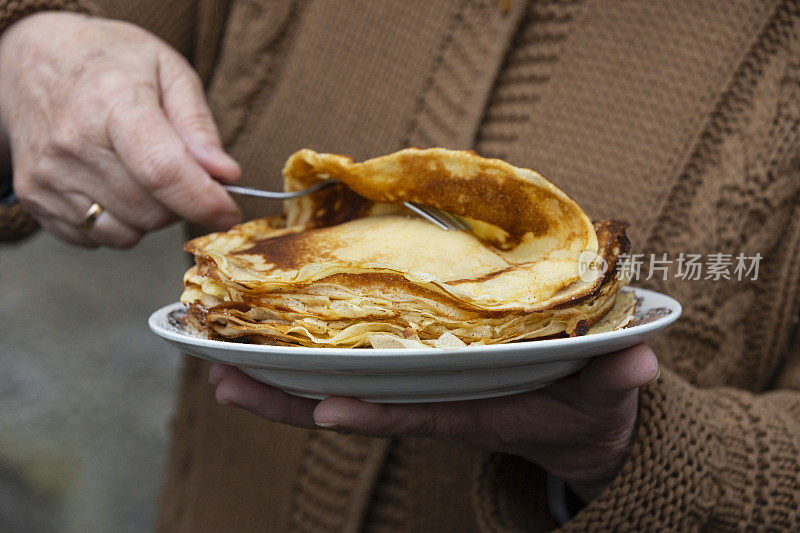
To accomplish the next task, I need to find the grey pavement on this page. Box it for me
[0,225,187,533]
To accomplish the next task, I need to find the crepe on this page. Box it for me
[181,148,634,348]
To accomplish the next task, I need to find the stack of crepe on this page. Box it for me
[181,148,635,348]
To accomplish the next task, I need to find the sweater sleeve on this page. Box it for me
[89,0,201,61]
[0,204,38,242]
[473,367,800,531]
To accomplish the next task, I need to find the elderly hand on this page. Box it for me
[209,344,659,502]
[0,12,241,248]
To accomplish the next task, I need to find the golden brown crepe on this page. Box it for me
[181,148,634,348]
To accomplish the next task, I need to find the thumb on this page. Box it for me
[577,344,660,406]
[157,49,240,182]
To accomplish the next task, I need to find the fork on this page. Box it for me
[223,181,472,231]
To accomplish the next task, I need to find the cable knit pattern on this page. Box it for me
[641,1,800,391]
[288,431,389,533]
[402,0,526,149]
[207,0,303,148]
[361,439,416,533]
[475,0,585,160]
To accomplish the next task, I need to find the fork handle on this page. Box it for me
[223,178,338,200]
[223,185,293,199]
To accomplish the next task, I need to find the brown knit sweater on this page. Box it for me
[3,0,800,531]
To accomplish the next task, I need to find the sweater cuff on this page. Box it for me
[0,0,94,35]
[555,369,726,530]
[0,203,38,241]
[472,369,764,531]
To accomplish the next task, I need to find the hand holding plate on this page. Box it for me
[210,344,659,503]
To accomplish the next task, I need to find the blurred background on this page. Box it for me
[0,225,187,532]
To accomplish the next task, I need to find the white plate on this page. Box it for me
[148,287,680,403]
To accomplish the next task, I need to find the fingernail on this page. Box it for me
[208,365,225,385]
[216,150,241,180]
[214,387,237,407]
[215,150,241,176]
[315,420,339,429]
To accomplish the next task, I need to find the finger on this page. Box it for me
[19,187,143,248]
[157,51,240,181]
[15,143,177,234]
[214,367,319,429]
[83,208,144,249]
[38,216,98,248]
[578,344,659,404]
[49,191,145,248]
[208,362,237,385]
[59,191,151,246]
[106,87,242,230]
[313,397,471,439]
[77,157,181,233]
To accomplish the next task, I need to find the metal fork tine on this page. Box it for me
[452,214,473,231]
[405,202,452,231]
[427,206,461,230]
[425,205,472,232]
[436,208,472,231]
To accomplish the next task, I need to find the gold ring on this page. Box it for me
[79,202,104,231]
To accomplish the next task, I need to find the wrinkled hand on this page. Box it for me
[210,344,659,502]
[0,12,242,248]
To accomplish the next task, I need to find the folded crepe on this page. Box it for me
[181,148,635,348]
